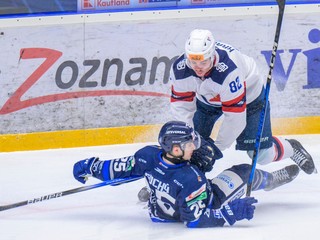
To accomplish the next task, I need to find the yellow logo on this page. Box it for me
[188,54,204,61]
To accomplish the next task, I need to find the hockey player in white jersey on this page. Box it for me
[170,29,316,174]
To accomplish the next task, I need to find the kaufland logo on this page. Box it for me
[191,0,205,3]
[82,0,95,9]
[82,0,130,9]
[98,0,130,7]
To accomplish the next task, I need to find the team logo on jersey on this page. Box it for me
[216,62,228,72]
[176,59,186,70]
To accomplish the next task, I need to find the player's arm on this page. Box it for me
[72,156,136,183]
[170,69,197,127]
[190,136,223,172]
[184,197,257,228]
[177,180,224,228]
[180,181,257,228]
[73,147,152,184]
[214,71,247,151]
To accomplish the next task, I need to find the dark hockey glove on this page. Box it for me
[73,157,104,184]
[220,197,258,226]
[190,137,223,172]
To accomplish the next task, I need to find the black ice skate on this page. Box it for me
[264,165,300,191]
[287,139,317,174]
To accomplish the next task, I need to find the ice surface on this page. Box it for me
[0,135,319,240]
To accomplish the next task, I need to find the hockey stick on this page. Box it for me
[0,176,142,211]
[246,0,286,197]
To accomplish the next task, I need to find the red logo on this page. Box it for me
[0,48,170,114]
[191,0,205,4]
[82,0,95,9]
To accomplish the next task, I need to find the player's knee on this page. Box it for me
[247,147,276,165]
[210,164,250,202]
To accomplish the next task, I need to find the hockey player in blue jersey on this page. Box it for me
[170,29,316,175]
[73,121,299,228]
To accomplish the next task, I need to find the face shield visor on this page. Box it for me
[179,131,201,151]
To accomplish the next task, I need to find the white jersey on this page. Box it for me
[170,42,264,151]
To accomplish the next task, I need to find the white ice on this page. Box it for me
[0,134,319,240]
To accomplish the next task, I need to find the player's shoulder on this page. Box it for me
[134,145,162,165]
[209,42,239,85]
[215,41,237,53]
[135,145,162,157]
[172,54,194,80]
[215,42,238,68]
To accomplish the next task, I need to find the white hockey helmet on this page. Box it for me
[185,29,215,62]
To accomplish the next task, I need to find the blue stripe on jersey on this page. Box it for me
[209,47,237,85]
[171,47,238,87]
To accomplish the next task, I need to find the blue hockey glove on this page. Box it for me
[220,197,258,226]
[190,137,223,172]
[73,157,103,184]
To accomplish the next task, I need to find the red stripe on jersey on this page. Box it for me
[221,90,246,113]
[209,95,221,102]
[171,86,196,102]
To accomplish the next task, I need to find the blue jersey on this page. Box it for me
[99,145,227,228]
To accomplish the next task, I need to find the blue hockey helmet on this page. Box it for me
[158,121,201,153]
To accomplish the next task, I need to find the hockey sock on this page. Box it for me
[251,169,271,191]
[272,136,294,161]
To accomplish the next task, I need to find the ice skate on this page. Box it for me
[287,139,317,174]
[264,165,300,191]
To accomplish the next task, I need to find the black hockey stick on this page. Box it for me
[0,176,142,211]
[246,0,286,197]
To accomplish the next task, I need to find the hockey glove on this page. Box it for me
[190,137,223,172]
[220,197,258,226]
[73,157,103,184]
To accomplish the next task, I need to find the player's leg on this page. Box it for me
[286,139,317,174]
[236,90,316,174]
[246,137,316,174]
[209,163,300,208]
[193,99,223,139]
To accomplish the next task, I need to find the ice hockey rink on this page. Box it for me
[0,134,319,240]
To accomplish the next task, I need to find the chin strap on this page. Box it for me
[163,152,186,165]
